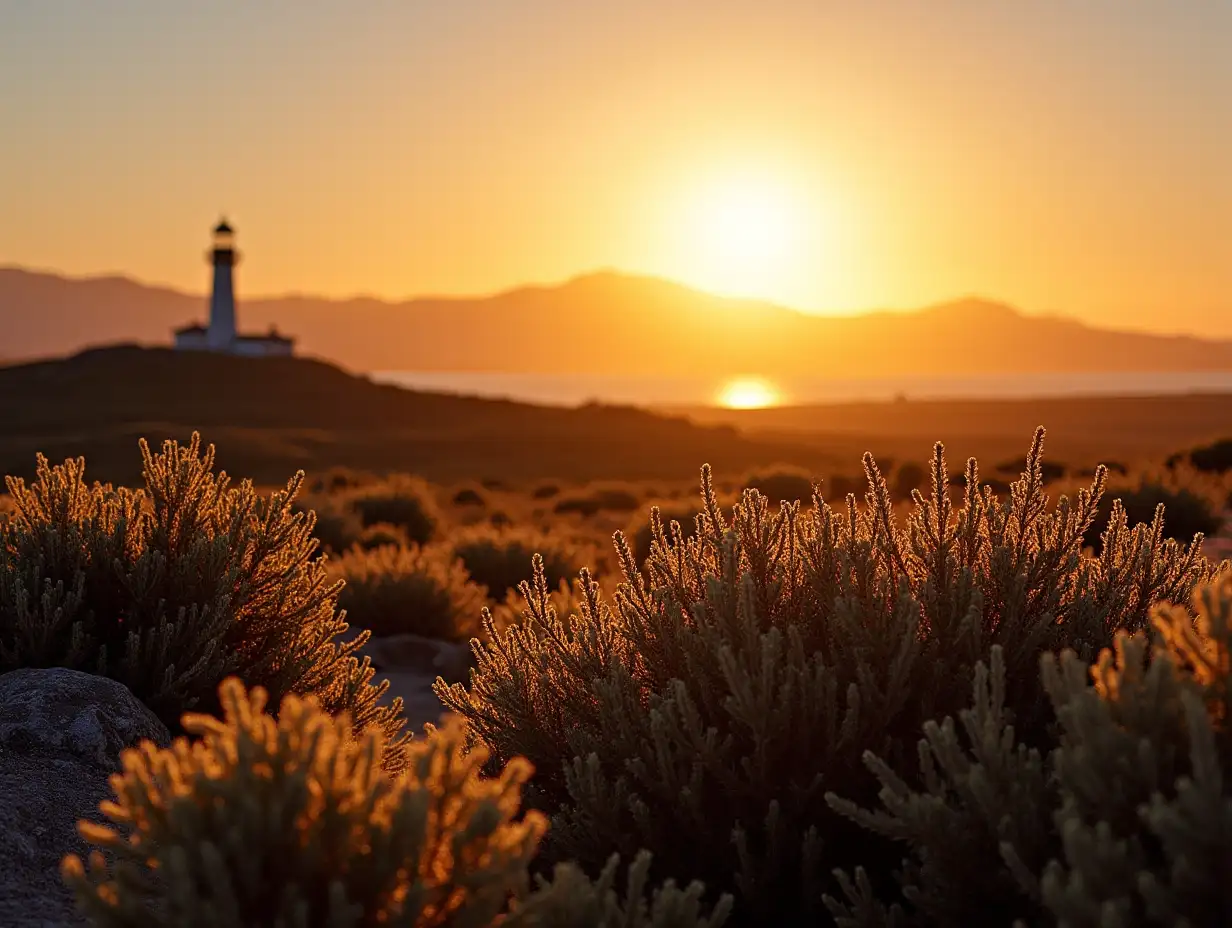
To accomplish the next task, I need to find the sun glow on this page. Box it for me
[716,377,782,409]
[671,167,819,304]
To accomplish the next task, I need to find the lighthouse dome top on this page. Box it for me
[213,217,234,236]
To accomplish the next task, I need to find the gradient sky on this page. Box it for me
[2,1,1229,334]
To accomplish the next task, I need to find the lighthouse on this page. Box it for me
[173,218,296,357]
[206,218,238,349]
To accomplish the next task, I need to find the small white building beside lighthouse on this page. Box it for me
[174,218,295,357]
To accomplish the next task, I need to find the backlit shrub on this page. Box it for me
[294,494,365,555]
[826,576,1232,926]
[438,429,1214,924]
[63,678,732,928]
[1084,477,1224,554]
[351,476,440,545]
[554,485,641,518]
[452,484,488,507]
[357,522,410,551]
[741,465,815,507]
[331,543,487,641]
[451,526,591,600]
[0,435,408,770]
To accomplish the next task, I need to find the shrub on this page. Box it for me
[357,522,409,551]
[308,465,369,494]
[451,526,590,600]
[742,465,815,506]
[331,543,487,641]
[997,457,1066,483]
[437,429,1214,924]
[351,476,439,545]
[491,510,513,528]
[0,435,408,770]
[554,485,642,518]
[825,576,1232,927]
[294,494,365,555]
[533,482,562,500]
[824,474,863,502]
[626,505,705,568]
[63,678,732,928]
[452,484,488,507]
[891,462,926,501]
[1084,478,1224,554]
[1168,438,1232,474]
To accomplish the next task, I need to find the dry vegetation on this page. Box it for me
[2,425,1232,925]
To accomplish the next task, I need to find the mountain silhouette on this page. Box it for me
[2,266,1230,377]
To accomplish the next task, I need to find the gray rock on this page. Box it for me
[0,668,171,927]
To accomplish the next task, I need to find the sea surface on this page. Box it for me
[371,370,1232,409]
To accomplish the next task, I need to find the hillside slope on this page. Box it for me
[3,267,1231,377]
[0,346,836,485]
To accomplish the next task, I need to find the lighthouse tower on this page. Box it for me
[172,218,295,356]
[206,218,238,350]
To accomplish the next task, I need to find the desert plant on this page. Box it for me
[452,526,591,601]
[1168,438,1232,474]
[742,465,815,506]
[891,463,926,502]
[309,465,370,494]
[554,485,642,518]
[0,435,408,770]
[1084,478,1224,554]
[357,522,410,551]
[294,494,365,555]
[351,476,440,545]
[331,543,487,641]
[533,482,562,500]
[437,429,1214,924]
[625,505,705,568]
[452,485,488,507]
[825,576,1232,927]
[63,677,731,928]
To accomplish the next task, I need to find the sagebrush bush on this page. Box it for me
[331,543,487,641]
[452,484,488,507]
[452,526,591,600]
[1168,437,1232,474]
[1085,477,1224,554]
[294,494,365,555]
[890,463,926,501]
[0,435,408,770]
[62,677,732,928]
[351,476,440,545]
[438,429,1216,924]
[625,504,704,568]
[742,465,815,507]
[533,482,562,500]
[357,522,410,551]
[825,576,1232,927]
[554,485,642,518]
[308,465,370,494]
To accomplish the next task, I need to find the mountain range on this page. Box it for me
[2,266,1230,377]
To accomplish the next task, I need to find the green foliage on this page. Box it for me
[1084,477,1224,554]
[0,435,408,770]
[331,543,487,641]
[437,429,1215,924]
[351,476,440,545]
[825,576,1232,927]
[63,677,730,928]
[742,465,815,506]
[451,526,590,601]
[554,485,642,518]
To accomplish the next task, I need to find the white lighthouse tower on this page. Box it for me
[206,218,238,349]
[173,218,295,357]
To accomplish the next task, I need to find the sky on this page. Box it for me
[2,1,1230,335]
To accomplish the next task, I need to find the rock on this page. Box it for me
[361,632,475,683]
[0,668,171,927]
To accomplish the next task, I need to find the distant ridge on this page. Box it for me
[2,266,1231,377]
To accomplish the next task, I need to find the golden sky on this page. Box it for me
[2,2,1229,335]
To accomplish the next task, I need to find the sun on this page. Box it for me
[716,377,782,409]
[675,170,808,302]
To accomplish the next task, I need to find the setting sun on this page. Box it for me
[716,377,783,409]
[673,169,815,304]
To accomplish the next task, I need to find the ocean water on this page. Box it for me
[371,370,1232,409]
